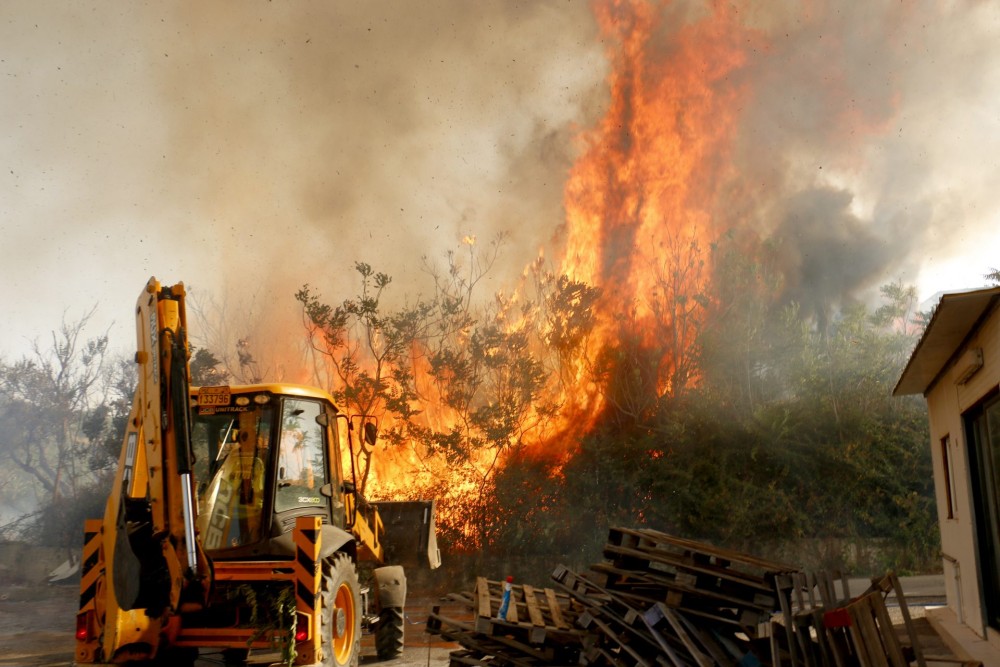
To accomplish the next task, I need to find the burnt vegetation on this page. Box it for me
[0,234,938,577]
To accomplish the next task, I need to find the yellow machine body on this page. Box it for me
[75,278,438,666]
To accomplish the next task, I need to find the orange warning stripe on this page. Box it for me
[293,516,321,664]
[75,519,104,663]
[78,519,103,611]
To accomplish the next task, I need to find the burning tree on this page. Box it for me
[297,238,570,551]
[290,0,937,572]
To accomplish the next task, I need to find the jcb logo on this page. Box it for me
[203,480,233,550]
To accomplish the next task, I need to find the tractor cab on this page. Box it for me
[191,384,351,559]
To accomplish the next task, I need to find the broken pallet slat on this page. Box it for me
[679,607,751,665]
[850,595,890,667]
[869,593,908,667]
[506,591,520,623]
[475,577,571,621]
[429,614,565,666]
[651,604,714,667]
[633,605,687,666]
[559,568,671,661]
[885,571,927,667]
[436,579,583,663]
[578,605,656,667]
[448,649,493,667]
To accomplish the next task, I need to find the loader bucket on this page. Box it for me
[371,500,441,570]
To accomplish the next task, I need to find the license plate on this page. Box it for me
[198,386,231,406]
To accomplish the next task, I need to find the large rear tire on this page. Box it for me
[320,553,361,667]
[374,606,405,660]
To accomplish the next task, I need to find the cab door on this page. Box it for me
[274,398,331,523]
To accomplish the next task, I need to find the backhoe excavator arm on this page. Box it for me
[77,277,210,664]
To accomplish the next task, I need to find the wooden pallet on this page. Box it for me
[426,577,585,666]
[554,563,762,667]
[471,577,575,642]
[812,572,927,667]
[602,527,797,610]
[427,528,946,667]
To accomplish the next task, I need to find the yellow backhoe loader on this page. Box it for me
[74,278,439,666]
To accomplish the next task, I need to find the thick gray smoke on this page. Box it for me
[2,1,999,361]
[0,2,605,362]
[729,1,1000,314]
[772,187,902,327]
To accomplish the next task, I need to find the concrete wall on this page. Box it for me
[0,542,71,585]
[925,300,1000,647]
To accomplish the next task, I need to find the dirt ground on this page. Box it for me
[0,583,457,666]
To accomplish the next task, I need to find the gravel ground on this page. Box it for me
[0,584,77,666]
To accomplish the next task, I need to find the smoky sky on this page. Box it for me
[773,187,892,324]
[2,1,999,363]
[729,1,1000,309]
[0,1,605,362]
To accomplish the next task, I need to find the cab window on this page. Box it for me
[192,405,274,551]
[275,398,329,513]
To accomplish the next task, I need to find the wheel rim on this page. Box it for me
[332,580,356,663]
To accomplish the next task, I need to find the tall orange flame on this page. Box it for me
[322,0,758,545]
[561,0,752,396]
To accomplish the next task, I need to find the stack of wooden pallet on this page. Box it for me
[556,527,801,665]
[426,575,584,666]
[426,527,938,666]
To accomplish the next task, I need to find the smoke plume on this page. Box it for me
[2,0,999,361]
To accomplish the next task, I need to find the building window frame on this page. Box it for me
[941,434,957,520]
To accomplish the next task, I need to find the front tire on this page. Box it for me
[320,553,361,667]
[374,606,405,660]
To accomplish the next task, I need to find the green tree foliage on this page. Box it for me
[81,354,137,472]
[189,346,230,386]
[513,246,937,574]
[537,273,601,386]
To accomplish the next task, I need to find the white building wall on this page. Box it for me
[925,304,1000,643]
